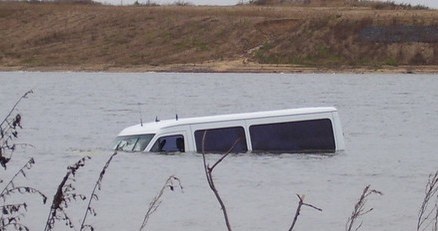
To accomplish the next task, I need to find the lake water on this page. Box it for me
[1,72,438,231]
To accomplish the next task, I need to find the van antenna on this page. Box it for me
[138,103,143,127]
[171,76,179,122]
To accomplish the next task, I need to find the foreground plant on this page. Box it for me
[0,158,47,230]
[139,175,183,231]
[0,90,46,230]
[201,131,244,231]
[44,156,90,231]
[0,90,33,169]
[417,170,438,231]
[80,151,118,231]
[346,185,382,231]
[288,194,322,231]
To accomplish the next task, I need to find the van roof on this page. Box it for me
[117,107,337,137]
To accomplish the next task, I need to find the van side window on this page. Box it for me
[249,119,335,153]
[150,135,185,153]
[195,127,247,153]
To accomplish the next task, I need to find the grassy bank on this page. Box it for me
[1,2,437,73]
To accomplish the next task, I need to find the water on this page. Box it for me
[0,72,438,231]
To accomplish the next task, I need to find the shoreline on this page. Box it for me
[1,60,438,74]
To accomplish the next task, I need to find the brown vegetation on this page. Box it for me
[0,2,437,72]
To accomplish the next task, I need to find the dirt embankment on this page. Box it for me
[1,2,438,73]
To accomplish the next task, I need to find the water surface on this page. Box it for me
[0,72,437,231]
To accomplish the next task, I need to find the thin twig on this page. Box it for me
[0,158,47,230]
[0,158,36,197]
[418,170,438,231]
[139,175,183,231]
[0,90,33,128]
[346,185,382,231]
[80,151,118,231]
[201,130,243,231]
[210,137,242,171]
[288,194,322,231]
[44,156,90,231]
[1,90,33,169]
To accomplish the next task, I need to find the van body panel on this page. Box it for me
[114,107,345,153]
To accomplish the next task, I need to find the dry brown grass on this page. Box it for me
[0,1,437,71]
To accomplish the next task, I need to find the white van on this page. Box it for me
[113,107,345,154]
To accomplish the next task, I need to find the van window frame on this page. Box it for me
[249,118,336,153]
[194,126,248,154]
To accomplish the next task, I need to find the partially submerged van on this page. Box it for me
[113,107,345,154]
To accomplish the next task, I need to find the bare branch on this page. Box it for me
[139,175,183,231]
[44,156,90,231]
[288,194,322,231]
[201,130,243,231]
[0,90,33,128]
[346,185,382,231]
[80,151,118,231]
[1,158,37,199]
[0,158,46,230]
[1,89,33,169]
[210,137,242,171]
[418,170,438,231]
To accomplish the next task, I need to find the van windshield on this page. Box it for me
[112,134,155,152]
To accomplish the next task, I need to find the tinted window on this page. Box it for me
[150,135,185,153]
[195,127,247,153]
[249,119,335,153]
